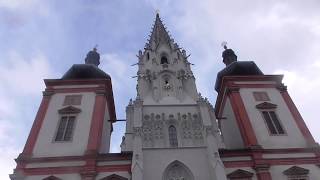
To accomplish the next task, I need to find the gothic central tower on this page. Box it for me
[120,13,227,180]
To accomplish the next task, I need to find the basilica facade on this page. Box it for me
[10,14,320,180]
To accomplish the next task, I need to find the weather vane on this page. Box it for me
[93,44,98,51]
[221,41,228,50]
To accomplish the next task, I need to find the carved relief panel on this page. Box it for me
[141,112,204,148]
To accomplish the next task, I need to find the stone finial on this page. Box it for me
[221,42,237,66]
[85,46,100,66]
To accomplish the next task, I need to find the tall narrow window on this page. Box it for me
[168,125,178,147]
[55,116,76,141]
[262,111,285,135]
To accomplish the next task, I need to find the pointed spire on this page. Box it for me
[147,12,172,49]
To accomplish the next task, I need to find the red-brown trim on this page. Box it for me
[228,88,259,147]
[254,164,272,180]
[280,90,316,145]
[219,147,320,157]
[223,156,320,168]
[86,94,107,155]
[45,78,116,123]
[16,153,133,164]
[96,164,131,172]
[20,91,53,161]
[221,75,283,84]
[256,171,272,180]
[22,164,131,176]
[44,79,111,87]
[215,75,283,117]
[48,87,101,93]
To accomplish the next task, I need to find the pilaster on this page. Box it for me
[20,90,54,162]
[226,86,259,148]
[277,84,316,146]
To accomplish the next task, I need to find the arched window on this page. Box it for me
[168,125,178,147]
[161,56,168,64]
[163,161,194,180]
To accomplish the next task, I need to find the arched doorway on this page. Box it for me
[163,160,194,180]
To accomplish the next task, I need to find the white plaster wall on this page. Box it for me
[33,92,95,157]
[221,98,245,149]
[25,173,81,180]
[269,164,320,180]
[100,103,111,153]
[240,88,307,148]
[142,147,213,180]
[96,172,131,180]
[225,167,257,180]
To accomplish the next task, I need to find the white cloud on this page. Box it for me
[275,62,320,142]
[0,51,56,180]
[100,53,136,153]
[0,51,55,95]
[0,146,20,180]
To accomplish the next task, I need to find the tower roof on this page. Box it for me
[62,48,110,80]
[145,13,173,49]
[214,45,264,92]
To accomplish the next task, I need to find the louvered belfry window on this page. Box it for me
[55,116,76,141]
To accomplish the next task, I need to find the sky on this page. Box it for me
[0,0,320,179]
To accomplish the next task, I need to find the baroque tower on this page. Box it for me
[214,45,320,180]
[120,13,227,180]
[10,49,132,180]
